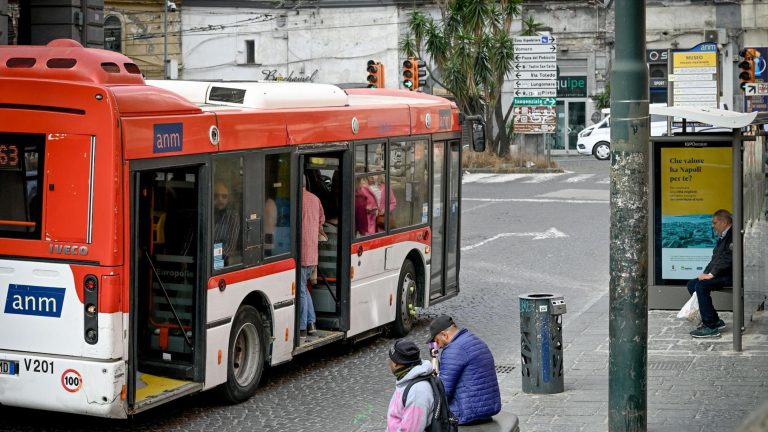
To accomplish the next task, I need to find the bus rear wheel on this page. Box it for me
[392,259,417,337]
[220,305,265,403]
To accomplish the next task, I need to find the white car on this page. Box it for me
[576,113,716,160]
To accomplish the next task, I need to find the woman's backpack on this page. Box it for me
[402,373,459,432]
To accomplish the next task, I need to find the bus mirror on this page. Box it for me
[472,122,486,152]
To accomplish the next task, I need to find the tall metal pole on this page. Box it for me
[608,0,649,431]
[163,0,168,79]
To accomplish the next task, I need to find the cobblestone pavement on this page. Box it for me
[500,292,768,432]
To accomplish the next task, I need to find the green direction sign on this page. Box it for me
[513,97,556,106]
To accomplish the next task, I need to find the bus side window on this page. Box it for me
[389,139,429,228]
[354,142,386,238]
[264,152,292,258]
[212,157,243,270]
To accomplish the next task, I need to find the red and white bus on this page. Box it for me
[0,40,481,417]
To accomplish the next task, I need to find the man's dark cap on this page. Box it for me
[389,339,421,366]
[427,315,455,342]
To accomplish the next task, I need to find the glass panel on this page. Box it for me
[138,167,199,361]
[104,16,122,53]
[568,102,586,151]
[445,142,460,289]
[0,133,44,239]
[264,153,292,258]
[390,140,429,229]
[354,142,386,238]
[553,101,566,150]
[213,157,243,269]
[430,142,445,297]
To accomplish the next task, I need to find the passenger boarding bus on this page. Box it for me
[0,40,483,417]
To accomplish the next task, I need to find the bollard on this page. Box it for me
[519,293,566,394]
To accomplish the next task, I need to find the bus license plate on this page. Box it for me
[0,360,19,375]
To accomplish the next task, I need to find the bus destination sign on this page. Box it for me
[0,144,21,171]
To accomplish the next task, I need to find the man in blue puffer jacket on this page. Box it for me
[428,315,501,425]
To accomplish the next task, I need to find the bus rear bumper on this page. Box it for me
[0,351,126,418]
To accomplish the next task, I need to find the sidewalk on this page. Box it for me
[498,293,768,432]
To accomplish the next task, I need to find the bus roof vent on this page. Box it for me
[147,80,349,109]
[0,39,145,85]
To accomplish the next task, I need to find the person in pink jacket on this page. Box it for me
[355,172,397,235]
[386,340,435,432]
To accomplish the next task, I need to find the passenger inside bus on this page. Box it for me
[355,176,377,236]
[212,180,241,268]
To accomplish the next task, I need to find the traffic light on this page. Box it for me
[402,57,428,91]
[415,58,428,91]
[738,49,757,92]
[402,58,416,90]
[366,60,385,89]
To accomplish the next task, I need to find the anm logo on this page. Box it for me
[4,284,66,318]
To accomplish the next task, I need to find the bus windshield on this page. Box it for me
[0,133,44,239]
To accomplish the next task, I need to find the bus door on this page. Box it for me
[429,140,461,301]
[129,161,206,412]
[294,149,350,352]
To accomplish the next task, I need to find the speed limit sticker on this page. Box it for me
[61,369,82,393]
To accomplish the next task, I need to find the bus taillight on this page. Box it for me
[83,274,99,345]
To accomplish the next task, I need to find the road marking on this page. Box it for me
[536,189,609,201]
[461,227,568,251]
[596,177,610,184]
[522,173,563,183]
[477,174,530,183]
[563,174,595,183]
[463,201,499,213]
[462,173,496,184]
[464,197,608,204]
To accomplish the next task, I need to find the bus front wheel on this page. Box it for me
[392,259,417,337]
[220,305,265,403]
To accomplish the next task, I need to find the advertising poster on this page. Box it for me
[658,144,731,281]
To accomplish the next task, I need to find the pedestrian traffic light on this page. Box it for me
[738,49,756,92]
[402,58,417,90]
[366,60,385,89]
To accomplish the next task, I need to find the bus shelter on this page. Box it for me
[647,105,768,351]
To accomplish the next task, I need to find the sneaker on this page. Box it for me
[690,326,720,338]
[694,319,726,331]
[299,330,307,338]
[307,323,317,335]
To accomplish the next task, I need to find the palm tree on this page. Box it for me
[401,0,528,155]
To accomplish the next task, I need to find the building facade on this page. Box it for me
[103,0,182,79]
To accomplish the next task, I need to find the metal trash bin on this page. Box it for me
[519,293,566,394]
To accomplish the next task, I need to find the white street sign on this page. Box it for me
[513,35,557,45]
[674,94,717,102]
[674,80,717,88]
[744,82,768,96]
[512,80,557,89]
[673,101,718,108]
[673,87,719,95]
[512,71,557,80]
[513,44,557,54]
[669,74,714,82]
[514,53,557,63]
[513,89,557,97]
[513,62,557,71]
[673,67,717,75]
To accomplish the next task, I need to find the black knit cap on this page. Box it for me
[427,314,455,343]
[389,339,421,366]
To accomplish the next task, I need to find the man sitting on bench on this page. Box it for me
[687,209,733,338]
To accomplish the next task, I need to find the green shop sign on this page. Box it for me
[557,75,587,98]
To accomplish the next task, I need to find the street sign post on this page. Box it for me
[743,82,768,96]
[512,35,558,136]
[670,42,719,109]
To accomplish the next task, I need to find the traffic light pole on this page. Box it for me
[609,1,649,431]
